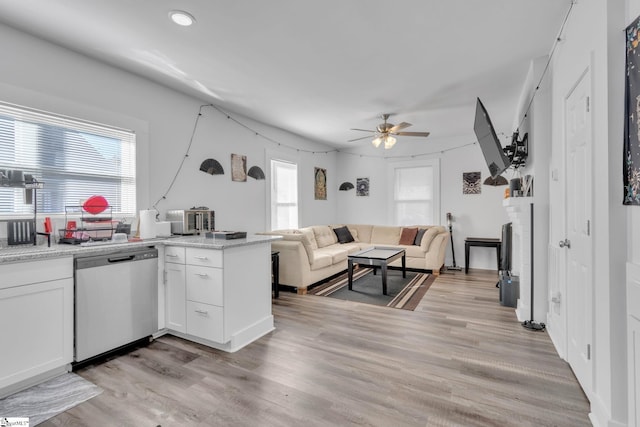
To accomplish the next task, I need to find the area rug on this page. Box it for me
[308,267,435,310]
[0,373,102,425]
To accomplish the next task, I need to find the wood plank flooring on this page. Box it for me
[42,269,591,426]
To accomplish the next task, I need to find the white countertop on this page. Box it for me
[0,234,281,264]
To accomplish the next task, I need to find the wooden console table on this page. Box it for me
[465,237,501,274]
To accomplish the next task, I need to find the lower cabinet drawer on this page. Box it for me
[186,265,223,306]
[186,301,224,343]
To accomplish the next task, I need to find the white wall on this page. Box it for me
[0,24,337,235]
[336,136,508,270]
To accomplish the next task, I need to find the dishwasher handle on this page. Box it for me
[108,255,136,263]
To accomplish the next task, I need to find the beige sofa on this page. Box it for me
[261,224,449,294]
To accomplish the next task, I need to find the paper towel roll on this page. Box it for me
[138,210,157,239]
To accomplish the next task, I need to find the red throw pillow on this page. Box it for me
[399,227,418,245]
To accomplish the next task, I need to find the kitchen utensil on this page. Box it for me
[44,217,52,233]
[65,220,77,238]
[7,220,35,245]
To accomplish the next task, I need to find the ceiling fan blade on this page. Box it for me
[394,131,430,137]
[350,128,376,133]
[348,135,375,142]
[388,122,412,133]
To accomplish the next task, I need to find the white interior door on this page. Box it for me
[564,69,593,393]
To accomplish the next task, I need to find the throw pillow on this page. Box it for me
[333,226,355,243]
[414,228,427,245]
[399,227,418,245]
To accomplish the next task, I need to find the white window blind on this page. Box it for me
[270,159,298,230]
[0,102,136,216]
[392,163,438,225]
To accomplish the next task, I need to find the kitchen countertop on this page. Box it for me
[0,234,281,264]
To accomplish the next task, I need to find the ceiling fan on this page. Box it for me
[349,114,430,149]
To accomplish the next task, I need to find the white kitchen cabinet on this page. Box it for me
[164,246,186,333]
[0,257,73,398]
[163,241,274,352]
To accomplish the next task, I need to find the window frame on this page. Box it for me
[387,158,441,226]
[266,149,300,231]
[0,101,137,217]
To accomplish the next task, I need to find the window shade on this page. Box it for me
[270,159,298,230]
[0,102,136,215]
[394,166,434,225]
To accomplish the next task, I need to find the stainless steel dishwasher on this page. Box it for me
[74,246,158,364]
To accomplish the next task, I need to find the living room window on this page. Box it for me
[389,159,440,225]
[270,159,298,230]
[0,102,136,216]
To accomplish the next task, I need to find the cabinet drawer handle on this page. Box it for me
[195,273,209,278]
[195,309,208,316]
[194,256,209,260]
[166,253,178,257]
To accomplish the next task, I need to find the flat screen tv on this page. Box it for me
[474,98,511,178]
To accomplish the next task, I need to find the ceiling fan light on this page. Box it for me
[169,10,196,26]
[372,136,382,148]
[384,135,397,149]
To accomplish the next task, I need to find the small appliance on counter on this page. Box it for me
[205,231,247,240]
[166,208,214,235]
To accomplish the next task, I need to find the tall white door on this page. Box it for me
[564,69,593,393]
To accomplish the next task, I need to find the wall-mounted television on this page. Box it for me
[473,98,511,178]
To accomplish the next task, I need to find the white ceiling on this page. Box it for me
[0,1,570,149]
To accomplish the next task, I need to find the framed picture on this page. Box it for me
[625,16,640,205]
[314,167,327,200]
[231,154,247,182]
[463,172,481,194]
[356,177,369,196]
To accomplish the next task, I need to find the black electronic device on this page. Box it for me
[500,222,512,272]
[474,98,512,179]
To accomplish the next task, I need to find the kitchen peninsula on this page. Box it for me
[0,234,280,399]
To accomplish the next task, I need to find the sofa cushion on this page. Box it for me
[310,252,333,270]
[312,225,338,248]
[341,242,365,253]
[420,226,445,250]
[347,224,372,243]
[402,244,427,258]
[399,227,418,245]
[316,246,349,264]
[370,225,401,245]
[333,226,355,243]
[299,227,319,249]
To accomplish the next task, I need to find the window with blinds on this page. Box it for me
[0,102,136,216]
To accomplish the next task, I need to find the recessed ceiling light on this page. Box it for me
[169,10,195,26]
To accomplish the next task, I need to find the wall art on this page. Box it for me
[231,153,247,182]
[625,16,640,205]
[314,167,327,200]
[463,172,481,195]
[356,177,369,196]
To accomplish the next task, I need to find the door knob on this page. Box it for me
[559,239,571,249]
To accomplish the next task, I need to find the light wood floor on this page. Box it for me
[43,269,591,426]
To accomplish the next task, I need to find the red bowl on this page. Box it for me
[82,195,109,215]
